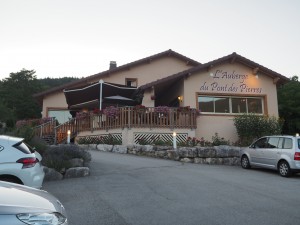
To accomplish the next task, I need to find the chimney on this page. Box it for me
[109,61,117,70]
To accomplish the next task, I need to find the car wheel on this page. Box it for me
[241,155,251,169]
[278,161,291,177]
[0,177,23,185]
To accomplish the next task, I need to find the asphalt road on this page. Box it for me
[43,150,300,225]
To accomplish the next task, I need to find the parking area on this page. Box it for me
[43,150,300,225]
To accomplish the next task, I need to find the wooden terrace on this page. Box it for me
[35,106,198,144]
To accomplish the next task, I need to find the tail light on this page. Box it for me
[294,152,300,161]
[16,157,39,169]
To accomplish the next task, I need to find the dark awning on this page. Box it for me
[64,81,138,109]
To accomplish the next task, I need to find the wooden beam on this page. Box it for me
[273,77,280,84]
[252,67,259,75]
[230,56,236,64]
[185,72,192,79]
[206,64,214,71]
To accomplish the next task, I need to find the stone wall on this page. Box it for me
[79,144,242,166]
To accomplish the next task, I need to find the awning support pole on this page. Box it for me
[99,79,104,110]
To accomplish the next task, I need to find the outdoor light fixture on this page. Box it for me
[178,96,183,102]
[296,133,299,137]
[173,132,177,149]
[67,130,71,144]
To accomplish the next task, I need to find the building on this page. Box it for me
[34,50,289,144]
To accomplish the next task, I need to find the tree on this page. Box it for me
[278,76,300,134]
[0,69,43,120]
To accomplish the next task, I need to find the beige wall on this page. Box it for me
[42,91,68,117]
[142,89,155,107]
[77,127,195,145]
[87,57,193,86]
[183,62,279,142]
[42,56,193,116]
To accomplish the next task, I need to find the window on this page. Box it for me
[267,137,280,148]
[198,96,229,113]
[48,110,72,124]
[198,95,263,114]
[283,138,293,149]
[126,78,137,87]
[254,138,268,148]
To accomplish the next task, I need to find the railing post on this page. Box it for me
[128,107,131,129]
[54,128,57,145]
[40,126,43,137]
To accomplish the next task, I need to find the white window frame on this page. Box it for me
[198,95,264,115]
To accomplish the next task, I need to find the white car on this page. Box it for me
[0,181,68,225]
[0,135,45,188]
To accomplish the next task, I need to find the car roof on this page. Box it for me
[0,135,24,146]
[263,135,296,138]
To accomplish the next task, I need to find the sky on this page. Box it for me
[0,0,299,80]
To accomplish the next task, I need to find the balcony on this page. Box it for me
[35,106,199,144]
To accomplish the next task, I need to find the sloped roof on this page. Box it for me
[34,49,200,102]
[140,52,290,90]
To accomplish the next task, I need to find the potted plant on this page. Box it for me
[103,106,119,118]
[134,105,148,114]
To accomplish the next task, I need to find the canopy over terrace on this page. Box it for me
[63,81,142,111]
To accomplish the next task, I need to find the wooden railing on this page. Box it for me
[54,107,198,144]
[34,118,56,137]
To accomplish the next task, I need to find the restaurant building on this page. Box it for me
[34,50,289,144]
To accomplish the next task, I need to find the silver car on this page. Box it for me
[0,181,68,225]
[241,135,300,177]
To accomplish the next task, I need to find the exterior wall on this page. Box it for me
[41,56,193,116]
[87,57,193,86]
[183,62,279,142]
[42,91,68,118]
[77,127,195,145]
[142,88,155,107]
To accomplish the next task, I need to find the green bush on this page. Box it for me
[42,145,91,173]
[77,134,121,145]
[13,125,35,143]
[211,133,230,146]
[233,114,284,146]
[153,138,172,146]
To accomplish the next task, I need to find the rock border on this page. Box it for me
[80,144,242,166]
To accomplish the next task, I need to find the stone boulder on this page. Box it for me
[180,158,194,163]
[112,145,127,154]
[167,150,180,161]
[197,147,216,158]
[178,147,198,158]
[43,167,63,181]
[96,144,113,152]
[64,167,90,179]
[68,158,84,167]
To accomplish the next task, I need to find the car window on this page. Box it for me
[283,138,293,149]
[278,138,284,148]
[298,139,300,149]
[13,141,35,154]
[267,137,280,148]
[254,138,268,148]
